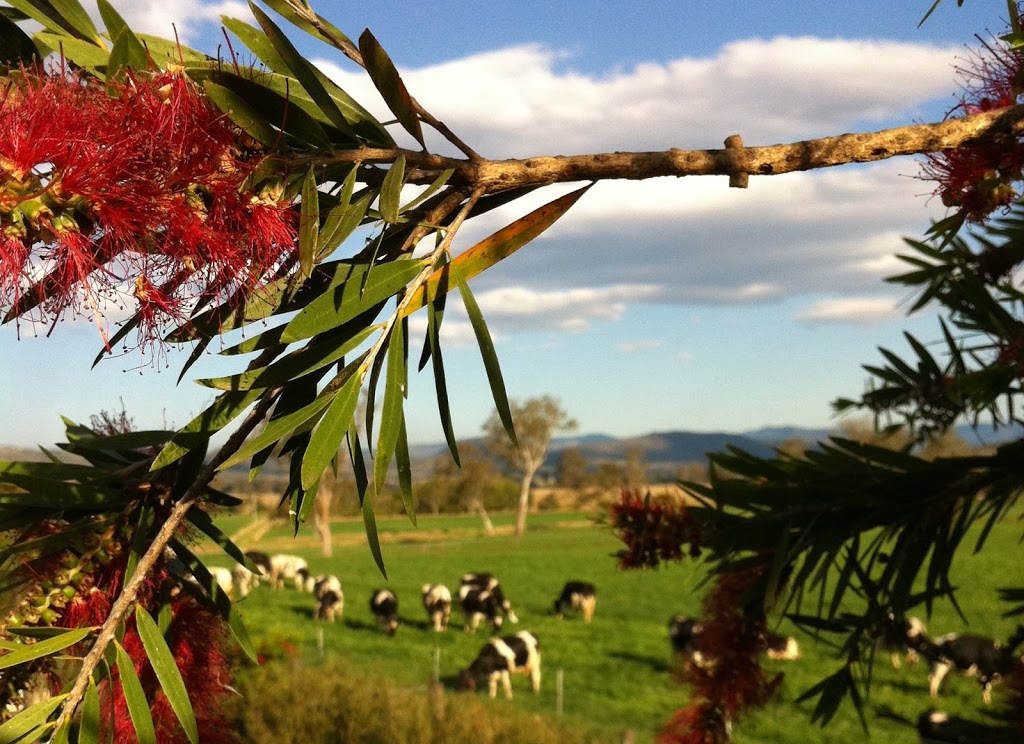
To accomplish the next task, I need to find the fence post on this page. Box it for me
[556,668,564,716]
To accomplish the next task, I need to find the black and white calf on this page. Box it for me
[268,554,314,592]
[762,631,800,661]
[313,575,344,622]
[880,613,929,669]
[422,583,452,632]
[553,581,596,624]
[370,589,399,635]
[668,616,705,665]
[460,631,541,699]
[924,625,1024,704]
[459,585,504,634]
[461,573,518,625]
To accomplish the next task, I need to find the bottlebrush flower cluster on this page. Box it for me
[659,566,784,744]
[922,29,1024,223]
[0,64,297,352]
[610,489,702,569]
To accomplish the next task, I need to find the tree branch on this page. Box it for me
[327,104,1024,191]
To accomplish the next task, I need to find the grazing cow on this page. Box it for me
[268,554,313,591]
[461,573,518,624]
[915,709,1011,743]
[313,575,344,622]
[231,563,264,599]
[879,613,929,668]
[669,616,705,665]
[460,631,541,699]
[553,581,596,623]
[762,631,800,661]
[459,584,505,634]
[244,550,271,577]
[208,566,234,597]
[924,625,1024,704]
[421,583,452,632]
[370,589,399,635]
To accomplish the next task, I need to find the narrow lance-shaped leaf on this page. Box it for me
[7,0,101,42]
[184,506,260,572]
[299,165,320,277]
[362,488,387,577]
[0,10,40,64]
[395,415,415,524]
[114,640,157,744]
[0,694,68,744]
[301,365,363,490]
[378,155,405,224]
[0,627,94,671]
[248,3,357,139]
[79,675,101,744]
[153,388,265,470]
[402,185,591,318]
[453,264,517,446]
[374,321,406,495]
[424,265,459,465]
[358,29,424,147]
[203,81,280,147]
[134,605,199,744]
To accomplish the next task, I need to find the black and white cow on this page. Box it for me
[553,581,596,624]
[422,583,452,632]
[459,584,504,634]
[762,631,800,661]
[313,575,344,622]
[880,613,929,669]
[668,616,705,665]
[243,550,271,578]
[370,589,399,635]
[268,554,314,592]
[461,573,518,625]
[460,631,541,699]
[924,625,1024,704]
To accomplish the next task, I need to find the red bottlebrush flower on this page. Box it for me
[611,489,702,569]
[0,63,298,354]
[921,28,1024,223]
[660,563,784,744]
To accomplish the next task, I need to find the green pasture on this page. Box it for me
[205,512,1022,743]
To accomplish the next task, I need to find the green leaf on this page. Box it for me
[0,476,125,510]
[0,11,39,64]
[134,605,199,744]
[0,694,67,744]
[100,1,148,75]
[33,31,109,67]
[8,0,99,41]
[203,81,280,147]
[374,322,406,494]
[358,29,424,147]
[378,155,405,224]
[248,3,357,140]
[454,264,517,446]
[299,166,320,277]
[136,33,210,67]
[153,389,265,470]
[184,506,260,573]
[318,180,372,259]
[362,490,387,577]
[168,539,256,661]
[218,387,338,470]
[402,185,591,317]
[79,675,100,744]
[301,367,363,490]
[260,0,355,51]
[280,259,425,344]
[395,415,415,524]
[424,272,459,465]
[0,627,93,670]
[114,640,157,744]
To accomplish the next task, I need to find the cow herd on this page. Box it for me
[217,552,596,699]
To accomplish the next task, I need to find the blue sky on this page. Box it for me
[0,1,1006,448]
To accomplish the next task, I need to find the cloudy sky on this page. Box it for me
[0,1,1004,447]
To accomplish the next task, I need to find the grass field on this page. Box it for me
[201,511,1022,743]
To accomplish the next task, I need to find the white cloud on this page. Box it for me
[617,340,662,353]
[101,1,249,43]
[794,296,902,325]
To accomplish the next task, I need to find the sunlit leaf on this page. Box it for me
[374,322,406,494]
[402,185,591,317]
[0,693,67,744]
[301,363,363,490]
[10,0,99,41]
[362,490,387,577]
[134,605,199,744]
[454,264,516,445]
[153,389,265,470]
[79,675,100,744]
[378,155,405,224]
[0,627,93,670]
[358,29,424,147]
[395,415,415,524]
[33,31,109,67]
[114,640,157,744]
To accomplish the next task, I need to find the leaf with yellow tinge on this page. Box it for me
[402,185,591,318]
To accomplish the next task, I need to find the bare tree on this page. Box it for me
[483,396,576,536]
